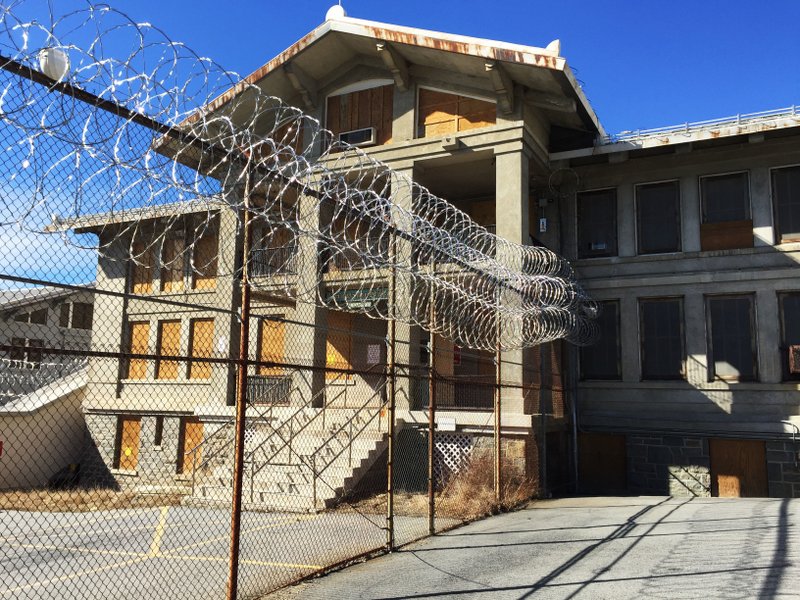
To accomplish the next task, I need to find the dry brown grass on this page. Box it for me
[333,456,537,522]
[0,488,184,512]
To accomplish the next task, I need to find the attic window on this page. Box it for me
[577,189,617,259]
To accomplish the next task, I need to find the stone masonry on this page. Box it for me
[627,435,711,497]
[767,441,800,498]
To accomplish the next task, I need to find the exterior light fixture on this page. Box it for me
[38,47,70,81]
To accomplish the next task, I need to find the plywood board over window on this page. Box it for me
[710,438,767,497]
[191,232,218,290]
[326,311,353,380]
[161,236,185,292]
[131,241,154,294]
[258,318,285,376]
[188,318,214,380]
[326,84,393,146]
[417,88,496,138]
[155,320,181,380]
[178,417,204,474]
[126,321,150,380]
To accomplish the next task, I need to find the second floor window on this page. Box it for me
[577,189,617,259]
[640,298,684,380]
[580,300,621,380]
[706,295,757,382]
[161,236,185,293]
[637,181,681,254]
[155,320,181,380]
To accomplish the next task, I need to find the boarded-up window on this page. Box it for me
[188,318,214,380]
[257,318,285,376]
[772,166,800,243]
[700,172,753,251]
[126,321,150,380]
[417,88,495,138]
[326,85,393,146]
[71,302,93,330]
[637,181,681,254]
[640,298,684,380]
[707,295,757,381]
[778,292,800,381]
[155,320,181,380]
[130,241,154,294]
[580,301,620,380]
[192,233,218,290]
[577,189,617,258]
[114,416,141,471]
[326,311,353,380]
[161,236,185,292]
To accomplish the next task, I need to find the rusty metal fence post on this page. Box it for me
[427,327,436,535]
[494,343,502,503]
[226,178,253,600]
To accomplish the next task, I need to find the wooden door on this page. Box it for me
[326,311,352,380]
[710,438,768,497]
[578,432,627,494]
[117,417,141,471]
[180,418,204,474]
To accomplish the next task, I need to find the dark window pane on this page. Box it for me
[9,337,25,361]
[27,339,44,365]
[29,308,47,325]
[59,303,71,328]
[773,166,800,242]
[577,190,617,258]
[708,296,756,381]
[640,299,684,379]
[580,301,620,379]
[779,293,800,380]
[637,181,680,254]
[701,172,750,223]
[71,302,93,330]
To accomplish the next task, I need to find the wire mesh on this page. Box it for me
[0,1,592,598]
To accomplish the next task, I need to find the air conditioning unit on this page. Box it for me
[789,345,800,374]
[338,127,376,147]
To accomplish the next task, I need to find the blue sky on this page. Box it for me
[108,0,800,134]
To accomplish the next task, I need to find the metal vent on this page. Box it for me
[338,127,376,147]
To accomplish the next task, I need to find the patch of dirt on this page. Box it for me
[0,488,184,512]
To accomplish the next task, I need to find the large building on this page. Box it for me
[71,7,800,502]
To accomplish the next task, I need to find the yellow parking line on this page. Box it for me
[0,555,151,596]
[5,540,146,559]
[159,553,322,570]
[149,506,169,557]
[166,514,317,555]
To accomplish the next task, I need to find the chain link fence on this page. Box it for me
[0,2,587,598]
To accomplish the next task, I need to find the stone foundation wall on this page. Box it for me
[627,435,711,497]
[767,441,800,498]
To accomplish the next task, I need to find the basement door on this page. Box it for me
[180,418,204,474]
[117,416,141,471]
[709,438,768,497]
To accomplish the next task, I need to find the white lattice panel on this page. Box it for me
[434,432,474,485]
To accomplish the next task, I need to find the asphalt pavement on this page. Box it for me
[267,496,800,600]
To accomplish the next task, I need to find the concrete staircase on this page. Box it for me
[190,401,388,512]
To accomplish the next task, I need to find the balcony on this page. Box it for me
[250,246,297,278]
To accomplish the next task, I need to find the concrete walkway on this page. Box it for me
[267,496,800,599]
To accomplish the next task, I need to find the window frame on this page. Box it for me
[576,187,618,259]
[155,319,182,380]
[579,299,621,381]
[770,163,800,244]
[699,170,752,224]
[638,296,685,381]
[635,179,682,255]
[777,291,800,381]
[705,293,758,382]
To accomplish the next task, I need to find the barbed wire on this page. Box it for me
[0,0,597,351]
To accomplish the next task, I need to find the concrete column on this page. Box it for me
[289,190,327,407]
[391,85,416,142]
[495,149,529,414]
[684,293,708,385]
[619,294,640,382]
[756,289,781,383]
[617,182,636,257]
[680,175,701,253]
[751,167,774,247]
